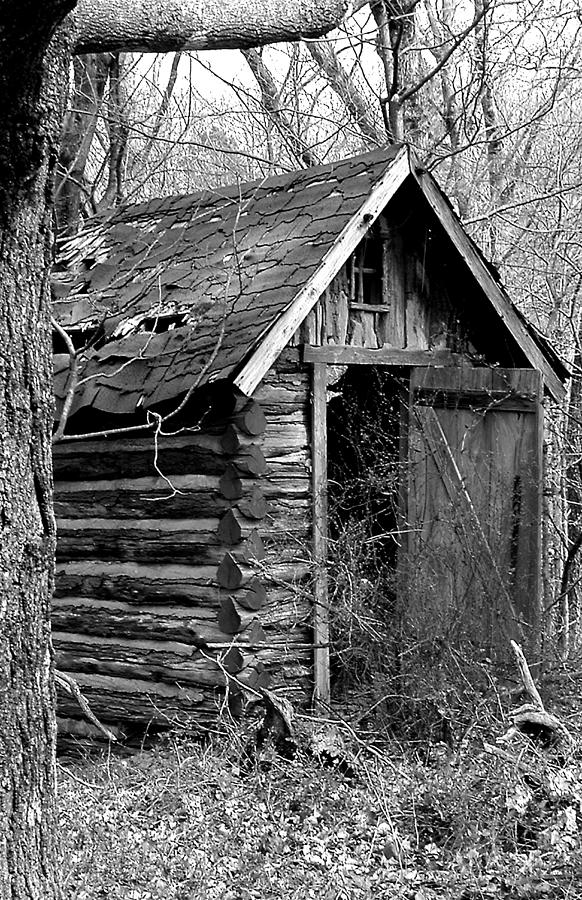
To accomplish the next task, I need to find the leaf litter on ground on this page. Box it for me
[57,716,582,900]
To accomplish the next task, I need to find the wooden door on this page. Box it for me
[404,367,543,656]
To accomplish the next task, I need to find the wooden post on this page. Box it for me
[532,371,544,654]
[312,362,330,706]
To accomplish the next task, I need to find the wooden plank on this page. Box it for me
[414,403,522,639]
[532,372,544,643]
[407,366,543,652]
[311,362,330,706]
[233,146,411,396]
[413,387,537,414]
[385,223,406,348]
[350,302,392,313]
[411,167,566,402]
[303,345,464,367]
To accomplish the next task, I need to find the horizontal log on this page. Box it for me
[262,499,311,531]
[55,474,230,519]
[54,487,305,527]
[52,592,310,636]
[55,670,210,725]
[53,433,221,459]
[303,345,465,367]
[56,715,126,742]
[52,599,223,644]
[56,660,310,728]
[254,376,309,410]
[55,637,305,696]
[222,422,308,456]
[52,597,303,647]
[54,560,219,604]
[56,517,264,565]
[55,559,312,601]
[265,454,310,476]
[54,432,267,481]
[53,632,232,687]
[261,478,310,500]
[55,474,306,520]
[55,442,226,481]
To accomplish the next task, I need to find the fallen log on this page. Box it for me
[499,640,573,750]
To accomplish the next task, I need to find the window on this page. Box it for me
[348,221,390,313]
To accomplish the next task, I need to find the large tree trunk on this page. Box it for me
[0,7,74,899]
[0,1,350,896]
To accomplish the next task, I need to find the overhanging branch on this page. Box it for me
[73,0,351,54]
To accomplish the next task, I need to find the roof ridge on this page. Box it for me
[64,146,404,232]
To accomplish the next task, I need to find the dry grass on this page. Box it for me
[57,711,582,900]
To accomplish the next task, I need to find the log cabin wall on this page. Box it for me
[53,365,313,734]
[251,348,313,699]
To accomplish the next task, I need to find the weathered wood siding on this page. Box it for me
[405,366,544,654]
[53,360,313,731]
[292,190,516,365]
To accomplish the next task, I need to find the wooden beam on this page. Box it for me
[233,146,411,396]
[411,167,566,403]
[311,362,330,707]
[303,345,464,367]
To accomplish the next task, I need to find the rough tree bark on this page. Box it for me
[74,0,351,53]
[0,1,350,896]
[0,8,76,900]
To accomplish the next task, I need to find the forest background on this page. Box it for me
[6,2,582,897]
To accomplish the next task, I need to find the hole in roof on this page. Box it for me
[52,326,99,354]
[138,313,187,334]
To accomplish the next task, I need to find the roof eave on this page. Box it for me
[410,161,567,403]
[232,144,412,397]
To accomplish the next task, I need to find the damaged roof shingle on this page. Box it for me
[53,147,403,421]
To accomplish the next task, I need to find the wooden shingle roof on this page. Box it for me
[53,146,407,420]
[53,145,567,424]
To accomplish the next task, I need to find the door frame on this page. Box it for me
[304,345,470,705]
